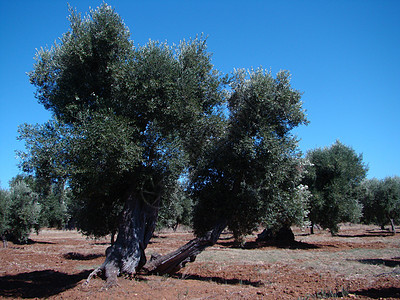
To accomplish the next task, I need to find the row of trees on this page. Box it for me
[0,175,192,245]
[3,4,398,283]
[2,142,398,245]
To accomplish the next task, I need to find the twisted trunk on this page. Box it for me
[87,188,160,285]
[143,221,227,275]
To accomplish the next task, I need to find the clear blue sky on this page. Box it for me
[1,0,399,188]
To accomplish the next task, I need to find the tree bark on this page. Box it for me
[310,222,314,235]
[86,187,160,285]
[390,218,396,235]
[1,234,7,248]
[142,221,227,275]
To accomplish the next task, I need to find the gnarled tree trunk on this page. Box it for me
[143,221,227,275]
[87,188,160,285]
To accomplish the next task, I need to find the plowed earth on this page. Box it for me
[0,224,399,299]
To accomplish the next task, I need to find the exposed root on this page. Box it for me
[84,265,104,286]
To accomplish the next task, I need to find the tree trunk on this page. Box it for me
[390,218,396,235]
[142,221,227,275]
[256,226,295,245]
[86,188,160,285]
[1,234,7,248]
[310,222,314,235]
[110,231,116,246]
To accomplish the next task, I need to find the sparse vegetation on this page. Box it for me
[0,224,399,299]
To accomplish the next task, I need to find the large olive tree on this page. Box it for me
[22,4,224,284]
[21,3,308,283]
[143,68,308,274]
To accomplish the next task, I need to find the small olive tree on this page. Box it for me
[0,187,10,247]
[7,181,41,243]
[360,177,400,233]
[303,140,367,235]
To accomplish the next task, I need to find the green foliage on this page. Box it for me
[7,182,41,243]
[20,3,225,239]
[303,140,367,234]
[10,174,69,230]
[0,188,10,238]
[20,3,312,244]
[191,68,308,238]
[157,184,193,230]
[360,176,400,229]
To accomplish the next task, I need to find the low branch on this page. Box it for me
[143,221,227,275]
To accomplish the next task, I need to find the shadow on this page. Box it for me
[296,233,312,237]
[0,269,91,298]
[218,232,234,241]
[337,230,394,238]
[63,252,104,261]
[152,234,168,239]
[353,287,400,298]
[217,240,320,250]
[354,258,400,268]
[175,273,263,287]
[26,239,55,245]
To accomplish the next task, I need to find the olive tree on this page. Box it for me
[360,177,400,233]
[144,68,308,273]
[7,181,41,243]
[0,187,10,247]
[21,4,224,284]
[303,141,368,235]
[21,3,308,282]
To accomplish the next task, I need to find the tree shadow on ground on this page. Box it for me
[63,252,104,260]
[27,239,56,245]
[217,240,320,250]
[175,273,263,287]
[354,258,400,268]
[337,229,395,238]
[353,287,400,299]
[0,269,91,298]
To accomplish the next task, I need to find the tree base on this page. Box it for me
[256,227,295,245]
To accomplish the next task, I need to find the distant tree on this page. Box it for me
[0,187,10,247]
[303,141,367,235]
[360,177,400,233]
[157,183,193,230]
[10,174,68,229]
[358,178,380,225]
[7,181,41,243]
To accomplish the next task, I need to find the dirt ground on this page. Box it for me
[0,224,399,299]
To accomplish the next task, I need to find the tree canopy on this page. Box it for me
[191,68,308,242]
[360,176,400,233]
[19,3,308,282]
[303,140,368,234]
